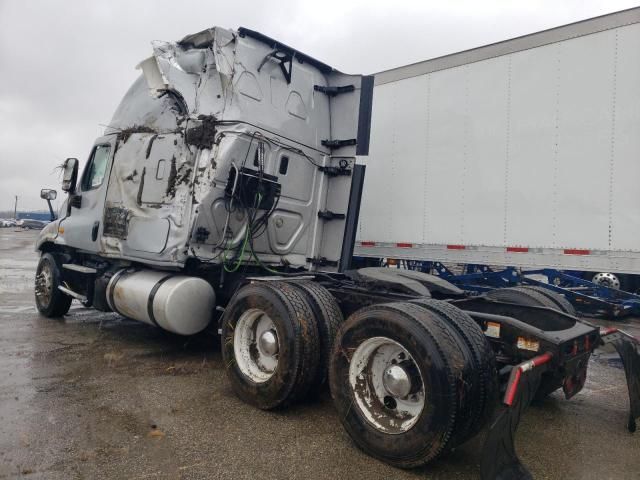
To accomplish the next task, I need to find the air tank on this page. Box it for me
[106,269,215,335]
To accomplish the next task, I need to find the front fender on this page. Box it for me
[35,219,65,251]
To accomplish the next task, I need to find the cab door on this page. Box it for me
[60,136,114,253]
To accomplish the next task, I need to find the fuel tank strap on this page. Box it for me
[106,269,127,312]
[147,275,174,328]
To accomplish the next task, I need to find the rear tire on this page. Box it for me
[485,286,559,310]
[517,285,576,316]
[286,281,343,393]
[34,253,72,317]
[221,282,320,409]
[330,302,466,468]
[410,298,497,444]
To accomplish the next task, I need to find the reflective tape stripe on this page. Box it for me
[507,247,529,253]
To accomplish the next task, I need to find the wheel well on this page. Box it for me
[38,241,56,253]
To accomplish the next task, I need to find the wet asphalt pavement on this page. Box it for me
[0,229,639,479]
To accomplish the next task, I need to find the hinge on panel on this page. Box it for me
[306,257,338,267]
[317,210,346,221]
[313,85,355,96]
[321,139,357,149]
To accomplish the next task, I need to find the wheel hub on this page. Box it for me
[383,364,412,398]
[233,309,280,383]
[348,336,425,434]
[258,329,279,356]
[592,272,621,290]
[35,262,53,304]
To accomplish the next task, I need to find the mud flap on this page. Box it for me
[480,353,553,480]
[600,328,640,433]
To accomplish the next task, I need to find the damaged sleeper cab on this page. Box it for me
[34,26,640,480]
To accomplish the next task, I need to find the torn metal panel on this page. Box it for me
[49,26,369,271]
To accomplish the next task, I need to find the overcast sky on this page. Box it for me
[1,0,638,212]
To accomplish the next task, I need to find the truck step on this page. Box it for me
[62,264,97,274]
[58,285,88,302]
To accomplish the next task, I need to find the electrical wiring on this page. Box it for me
[191,127,323,275]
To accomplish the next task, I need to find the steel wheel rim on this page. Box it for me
[35,261,53,306]
[348,336,425,434]
[592,272,621,290]
[233,308,280,383]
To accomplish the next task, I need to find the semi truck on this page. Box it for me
[356,7,640,295]
[34,20,639,480]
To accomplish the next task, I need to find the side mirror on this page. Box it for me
[61,158,79,193]
[40,189,57,201]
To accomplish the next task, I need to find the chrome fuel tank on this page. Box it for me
[106,269,215,335]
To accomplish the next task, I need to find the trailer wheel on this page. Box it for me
[330,302,463,468]
[410,298,497,444]
[286,281,343,393]
[221,282,320,409]
[34,253,72,317]
[517,285,576,316]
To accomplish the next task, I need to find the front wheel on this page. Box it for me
[35,253,72,317]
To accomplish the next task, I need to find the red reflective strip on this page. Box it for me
[584,335,591,351]
[564,249,590,255]
[531,352,554,367]
[396,242,413,248]
[447,244,466,250]
[359,241,376,247]
[600,327,618,336]
[504,368,522,406]
[507,247,529,253]
[503,352,553,406]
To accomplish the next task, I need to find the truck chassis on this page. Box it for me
[35,253,640,479]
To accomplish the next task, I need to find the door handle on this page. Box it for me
[91,221,100,241]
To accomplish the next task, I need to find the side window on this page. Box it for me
[82,144,111,190]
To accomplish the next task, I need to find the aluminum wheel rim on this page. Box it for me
[35,261,53,306]
[348,336,425,434]
[592,272,621,290]
[233,309,279,383]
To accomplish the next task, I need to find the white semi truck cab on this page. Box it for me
[33,25,639,480]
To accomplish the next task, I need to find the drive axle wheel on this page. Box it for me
[410,298,497,445]
[286,281,343,393]
[221,282,320,410]
[517,285,576,316]
[330,302,464,468]
[34,253,72,317]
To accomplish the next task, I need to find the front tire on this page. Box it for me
[34,253,72,317]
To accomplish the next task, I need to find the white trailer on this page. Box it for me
[356,7,640,286]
